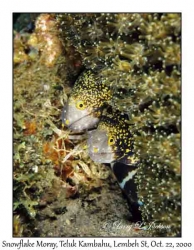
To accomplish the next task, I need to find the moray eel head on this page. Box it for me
[62,70,112,132]
[87,110,139,164]
[62,97,100,132]
[87,128,115,163]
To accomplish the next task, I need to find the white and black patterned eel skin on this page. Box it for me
[62,70,143,221]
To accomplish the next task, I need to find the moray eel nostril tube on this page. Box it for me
[62,70,113,132]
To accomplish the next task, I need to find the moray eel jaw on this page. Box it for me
[87,129,115,163]
[62,101,100,132]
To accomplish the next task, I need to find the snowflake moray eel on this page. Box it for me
[62,70,142,220]
[87,109,142,220]
[62,70,112,131]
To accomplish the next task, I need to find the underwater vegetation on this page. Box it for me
[13,13,108,236]
[13,13,181,237]
[57,13,181,236]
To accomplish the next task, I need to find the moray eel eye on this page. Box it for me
[108,136,115,146]
[76,101,86,110]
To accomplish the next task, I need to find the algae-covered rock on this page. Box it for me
[57,13,181,236]
[14,13,181,237]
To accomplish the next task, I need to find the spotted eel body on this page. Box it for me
[62,70,112,131]
[87,109,141,219]
[62,71,141,220]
